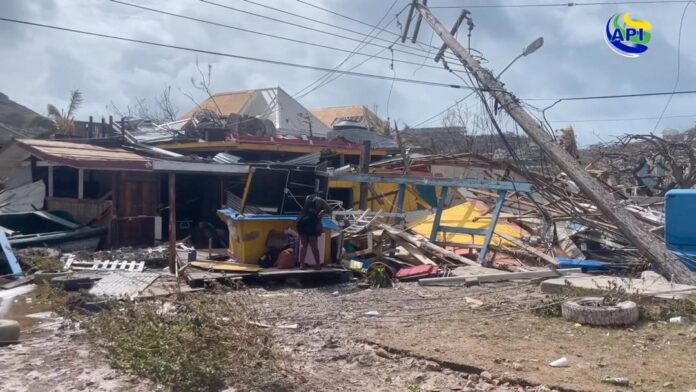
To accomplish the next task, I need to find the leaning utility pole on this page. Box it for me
[411,2,696,284]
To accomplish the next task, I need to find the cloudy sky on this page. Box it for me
[1,0,694,145]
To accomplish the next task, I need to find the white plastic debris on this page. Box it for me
[549,357,570,367]
[669,316,689,324]
[364,310,380,317]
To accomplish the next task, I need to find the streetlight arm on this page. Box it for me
[496,53,523,78]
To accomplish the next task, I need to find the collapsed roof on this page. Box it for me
[180,87,330,138]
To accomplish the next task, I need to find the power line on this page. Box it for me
[293,0,402,99]
[411,91,477,128]
[529,89,696,101]
[429,0,693,9]
[294,0,443,51]
[110,0,446,71]
[413,89,696,128]
[0,17,473,90]
[200,0,462,65]
[296,40,397,100]
[549,113,696,123]
[652,1,694,131]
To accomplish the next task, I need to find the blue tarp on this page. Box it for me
[557,257,630,273]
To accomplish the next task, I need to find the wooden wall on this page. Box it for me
[111,172,161,248]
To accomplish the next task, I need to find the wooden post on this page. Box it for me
[120,117,126,136]
[109,115,114,138]
[47,166,54,197]
[100,117,106,138]
[77,168,84,199]
[358,140,371,210]
[168,173,177,274]
[109,171,118,248]
[88,116,93,138]
[415,3,696,284]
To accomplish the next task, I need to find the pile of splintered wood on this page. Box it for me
[459,170,663,267]
[333,210,478,273]
[369,153,664,268]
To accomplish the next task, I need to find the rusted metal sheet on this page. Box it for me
[17,139,154,171]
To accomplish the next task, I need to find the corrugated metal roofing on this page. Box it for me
[17,139,154,170]
[282,152,321,166]
[327,128,398,149]
[214,152,243,164]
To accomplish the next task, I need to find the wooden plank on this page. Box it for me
[494,231,557,266]
[418,268,582,286]
[378,223,478,266]
[398,243,436,265]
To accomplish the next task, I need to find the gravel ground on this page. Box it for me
[1,279,694,391]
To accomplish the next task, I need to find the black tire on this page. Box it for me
[561,297,639,326]
[0,319,20,345]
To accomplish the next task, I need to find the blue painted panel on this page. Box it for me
[217,208,340,231]
[665,189,696,247]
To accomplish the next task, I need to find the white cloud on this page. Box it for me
[0,0,694,145]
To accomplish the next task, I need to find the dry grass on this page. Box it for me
[37,284,289,391]
[18,248,63,272]
[87,292,288,391]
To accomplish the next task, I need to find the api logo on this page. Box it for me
[605,12,652,58]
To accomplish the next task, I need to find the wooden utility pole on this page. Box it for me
[168,173,177,274]
[358,140,371,210]
[414,3,696,284]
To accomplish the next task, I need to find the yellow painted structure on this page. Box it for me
[217,212,333,264]
[410,200,528,247]
[329,180,436,212]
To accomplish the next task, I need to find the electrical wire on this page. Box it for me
[652,1,694,132]
[528,89,696,101]
[412,28,436,75]
[295,0,447,51]
[411,91,477,128]
[0,17,474,90]
[413,89,696,128]
[386,47,397,122]
[111,0,446,71]
[295,40,397,100]
[292,0,402,99]
[549,113,696,123]
[429,0,693,9]
[200,0,464,65]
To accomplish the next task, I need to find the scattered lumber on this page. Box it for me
[418,268,582,286]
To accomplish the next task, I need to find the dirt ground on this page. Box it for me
[1,280,695,391]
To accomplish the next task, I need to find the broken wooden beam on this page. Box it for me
[377,223,478,266]
[418,268,582,286]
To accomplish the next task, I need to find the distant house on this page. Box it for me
[181,87,330,138]
[311,105,389,135]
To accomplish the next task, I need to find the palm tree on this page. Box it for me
[46,89,83,134]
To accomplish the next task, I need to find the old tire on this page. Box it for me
[561,297,639,326]
[0,319,20,345]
